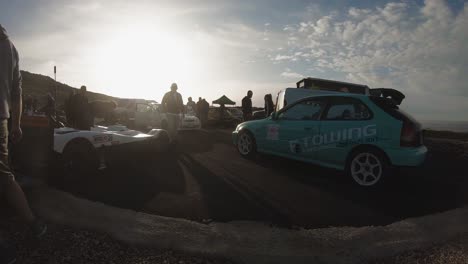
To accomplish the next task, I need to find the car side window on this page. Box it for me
[278,100,324,121]
[324,97,371,120]
[137,104,152,113]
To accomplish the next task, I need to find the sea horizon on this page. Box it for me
[420,120,468,133]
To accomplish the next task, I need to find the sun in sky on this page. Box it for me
[90,21,207,102]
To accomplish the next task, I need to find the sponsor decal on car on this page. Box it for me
[289,125,378,153]
[267,124,280,140]
[93,134,113,143]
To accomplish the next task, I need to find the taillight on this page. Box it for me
[400,121,422,147]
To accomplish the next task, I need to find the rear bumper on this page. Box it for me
[386,145,428,167]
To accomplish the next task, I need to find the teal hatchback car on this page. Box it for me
[232,88,427,187]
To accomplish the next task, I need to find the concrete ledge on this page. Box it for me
[30,187,468,264]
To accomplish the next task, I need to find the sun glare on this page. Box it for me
[92,23,202,100]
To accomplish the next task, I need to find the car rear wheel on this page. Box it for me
[347,149,388,187]
[237,131,257,158]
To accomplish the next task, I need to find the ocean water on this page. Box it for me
[421,120,468,133]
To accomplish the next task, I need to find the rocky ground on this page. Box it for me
[0,216,234,264]
[370,233,468,264]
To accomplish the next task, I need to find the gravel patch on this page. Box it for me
[369,233,468,264]
[1,216,235,264]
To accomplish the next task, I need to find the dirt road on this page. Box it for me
[50,129,468,229]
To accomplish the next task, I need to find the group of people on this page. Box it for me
[194,97,210,125]
[241,90,275,121]
[186,96,210,124]
[160,83,211,140]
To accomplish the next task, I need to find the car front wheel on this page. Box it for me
[237,131,257,158]
[347,149,388,187]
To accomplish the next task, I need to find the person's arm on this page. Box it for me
[10,46,22,143]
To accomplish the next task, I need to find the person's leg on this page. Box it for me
[4,181,34,223]
[167,114,176,141]
[0,120,34,224]
[0,119,46,238]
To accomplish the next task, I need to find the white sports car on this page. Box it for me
[54,125,170,172]
[179,114,201,130]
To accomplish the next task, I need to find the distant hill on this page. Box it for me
[21,71,118,107]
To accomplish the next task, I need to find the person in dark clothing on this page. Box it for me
[242,90,253,121]
[64,90,75,127]
[24,95,33,115]
[161,83,184,140]
[199,98,209,127]
[219,104,226,120]
[264,93,275,117]
[42,93,55,118]
[196,97,202,119]
[72,85,91,130]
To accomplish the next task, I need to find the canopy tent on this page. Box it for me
[212,95,236,105]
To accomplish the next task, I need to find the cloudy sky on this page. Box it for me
[1,0,467,121]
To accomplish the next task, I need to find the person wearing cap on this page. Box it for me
[0,24,47,264]
[161,83,184,141]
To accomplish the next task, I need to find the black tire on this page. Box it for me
[62,139,99,180]
[346,147,389,187]
[237,130,257,159]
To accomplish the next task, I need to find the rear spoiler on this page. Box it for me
[369,88,405,105]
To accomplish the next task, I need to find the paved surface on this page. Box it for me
[50,129,468,229]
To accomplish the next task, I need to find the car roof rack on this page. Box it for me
[296,77,370,95]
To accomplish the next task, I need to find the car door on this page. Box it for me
[273,98,327,161]
[318,96,373,168]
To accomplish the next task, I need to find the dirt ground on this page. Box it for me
[0,215,234,264]
[370,233,468,264]
[49,129,468,230]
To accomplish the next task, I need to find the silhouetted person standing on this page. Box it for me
[196,97,202,119]
[264,94,274,117]
[186,96,196,115]
[64,90,75,126]
[72,85,90,130]
[242,90,253,121]
[42,92,55,118]
[161,83,184,141]
[201,98,209,127]
[0,24,47,263]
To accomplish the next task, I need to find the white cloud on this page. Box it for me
[281,68,303,79]
[272,0,468,99]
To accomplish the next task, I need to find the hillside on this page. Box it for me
[21,71,118,107]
